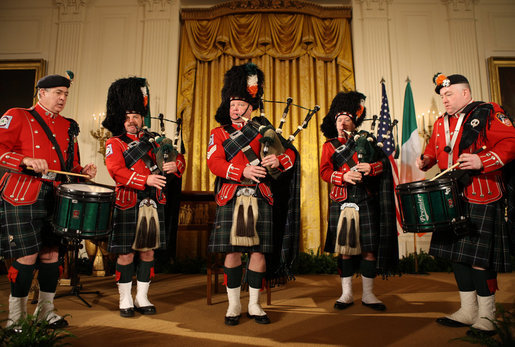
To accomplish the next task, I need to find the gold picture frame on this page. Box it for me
[0,59,47,115]
[487,57,515,117]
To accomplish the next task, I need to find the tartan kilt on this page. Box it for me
[208,197,273,254]
[429,200,512,273]
[108,189,166,254]
[0,182,61,259]
[324,197,379,254]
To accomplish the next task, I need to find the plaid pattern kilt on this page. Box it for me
[0,182,61,259]
[208,197,273,254]
[429,200,512,273]
[324,197,379,254]
[108,189,166,254]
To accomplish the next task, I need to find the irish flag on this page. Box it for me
[400,81,425,184]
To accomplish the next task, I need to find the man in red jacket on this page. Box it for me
[102,77,185,317]
[319,91,397,312]
[0,73,97,329]
[417,73,515,337]
[207,63,296,326]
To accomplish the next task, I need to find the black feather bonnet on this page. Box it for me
[320,91,366,138]
[214,63,264,125]
[103,77,149,136]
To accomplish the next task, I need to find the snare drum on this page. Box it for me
[395,176,468,234]
[53,183,115,239]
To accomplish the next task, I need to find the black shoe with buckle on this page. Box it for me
[435,317,471,327]
[362,301,386,311]
[135,306,156,315]
[224,315,241,326]
[247,312,271,324]
[334,301,354,310]
[466,328,496,337]
[119,307,135,318]
[49,318,69,329]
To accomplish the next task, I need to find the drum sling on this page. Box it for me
[223,124,261,246]
[330,138,362,255]
[28,109,76,181]
[119,135,160,251]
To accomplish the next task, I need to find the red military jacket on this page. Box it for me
[206,122,295,206]
[105,132,185,209]
[0,103,83,206]
[424,102,515,204]
[320,137,383,202]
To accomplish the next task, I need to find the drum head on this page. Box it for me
[59,183,113,195]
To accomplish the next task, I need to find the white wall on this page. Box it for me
[352,0,515,256]
[0,0,182,185]
[1,0,514,255]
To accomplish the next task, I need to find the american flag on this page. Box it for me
[377,82,402,233]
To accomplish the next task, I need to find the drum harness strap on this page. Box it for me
[28,109,74,182]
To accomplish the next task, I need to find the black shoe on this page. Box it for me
[48,318,69,329]
[435,317,471,327]
[362,301,386,311]
[135,305,156,315]
[466,328,496,337]
[120,307,135,318]
[247,312,271,324]
[334,301,354,310]
[224,315,240,326]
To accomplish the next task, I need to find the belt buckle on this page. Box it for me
[237,187,256,197]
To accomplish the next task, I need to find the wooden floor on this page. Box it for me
[0,272,513,346]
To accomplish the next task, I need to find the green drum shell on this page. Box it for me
[53,184,115,239]
[395,176,468,233]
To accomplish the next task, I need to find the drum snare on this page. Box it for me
[53,183,115,239]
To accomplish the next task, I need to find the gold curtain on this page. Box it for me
[177,9,354,252]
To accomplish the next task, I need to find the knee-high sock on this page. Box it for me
[452,262,475,292]
[136,260,155,283]
[7,261,34,328]
[224,265,243,289]
[337,258,354,278]
[116,262,134,284]
[8,261,35,298]
[38,262,60,293]
[471,268,497,297]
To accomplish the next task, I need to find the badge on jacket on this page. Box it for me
[0,115,13,129]
[106,144,113,157]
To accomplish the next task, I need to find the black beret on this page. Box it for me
[36,74,71,89]
[433,73,469,94]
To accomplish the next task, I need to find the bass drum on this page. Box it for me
[395,176,468,235]
[53,183,115,239]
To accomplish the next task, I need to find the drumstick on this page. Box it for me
[429,145,487,181]
[27,167,91,179]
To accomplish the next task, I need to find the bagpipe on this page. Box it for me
[238,97,320,178]
[126,113,183,175]
[339,115,399,168]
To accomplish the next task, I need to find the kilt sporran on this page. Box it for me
[132,198,160,251]
[230,188,260,247]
